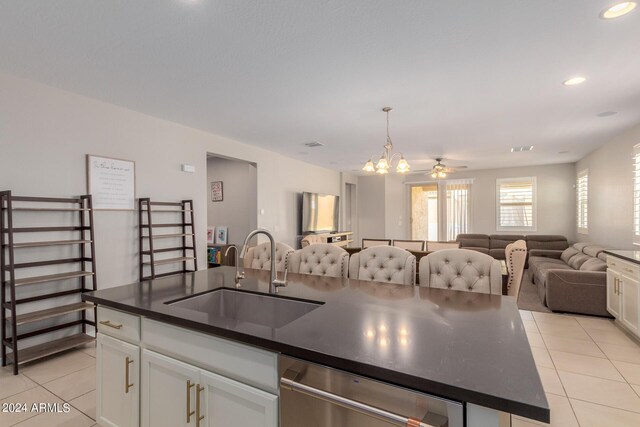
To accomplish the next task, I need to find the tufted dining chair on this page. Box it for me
[349,246,416,286]
[419,249,501,294]
[242,242,294,272]
[506,240,527,299]
[288,244,349,278]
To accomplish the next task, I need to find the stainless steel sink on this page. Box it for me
[167,289,323,328]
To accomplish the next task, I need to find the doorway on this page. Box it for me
[206,153,258,259]
[410,184,439,241]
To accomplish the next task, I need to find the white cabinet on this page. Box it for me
[199,369,278,427]
[607,269,621,318]
[141,349,278,427]
[620,275,640,335]
[141,349,199,427]
[607,255,640,339]
[96,333,140,427]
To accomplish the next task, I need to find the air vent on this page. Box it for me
[511,146,534,153]
[304,141,324,148]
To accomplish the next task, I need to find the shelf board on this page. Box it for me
[142,246,194,255]
[11,208,90,212]
[8,302,94,326]
[3,226,90,233]
[141,223,192,228]
[141,209,192,213]
[143,256,195,265]
[10,239,92,248]
[143,233,193,239]
[6,333,94,365]
[8,271,94,287]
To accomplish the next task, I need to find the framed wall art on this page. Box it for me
[86,154,136,210]
[211,181,223,202]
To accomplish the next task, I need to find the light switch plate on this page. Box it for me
[181,164,195,173]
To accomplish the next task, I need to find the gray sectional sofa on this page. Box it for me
[456,234,569,260]
[528,243,610,317]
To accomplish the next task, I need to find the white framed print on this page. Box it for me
[86,155,136,210]
[211,181,223,202]
[215,226,228,245]
[207,227,215,245]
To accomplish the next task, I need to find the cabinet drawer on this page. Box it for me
[97,306,141,343]
[608,257,640,278]
[142,319,278,393]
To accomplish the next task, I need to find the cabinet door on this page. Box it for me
[198,369,278,427]
[141,349,200,427]
[96,333,140,427]
[606,269,621,318]
[621,275,640,335]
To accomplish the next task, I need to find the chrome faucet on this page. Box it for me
[224,245,244,286]
[240,229,288,294]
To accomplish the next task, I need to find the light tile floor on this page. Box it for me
[0,311,639,426]
[0,344,96,427]
[514,310,640,427]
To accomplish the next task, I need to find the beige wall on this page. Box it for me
[361,163,577,241]
[206,156,257,246]
[0,74,341,289]
[576,123,640,249]
[356,175,386,242]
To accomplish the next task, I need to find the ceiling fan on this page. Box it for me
[425,158,468,178]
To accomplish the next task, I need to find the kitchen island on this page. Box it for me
[83,267,548,426]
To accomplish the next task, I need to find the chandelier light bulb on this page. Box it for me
[396,157,410,173]
[376,157,389,170]
[362,160,375,172]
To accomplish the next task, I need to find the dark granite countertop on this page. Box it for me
[604,250,640,265]
[83,267,549,422]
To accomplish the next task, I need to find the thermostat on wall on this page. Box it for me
[181,164,195,173]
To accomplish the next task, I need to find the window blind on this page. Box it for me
[634,145,640,244]
[577,169,588,233]
[497,178,535,230]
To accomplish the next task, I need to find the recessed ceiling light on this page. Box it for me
[597,111,618,117]
[558,150,569,154]
[304,141,324,148]
[563,76,586,86]
[600,2,637,19]
[511,146,534,153]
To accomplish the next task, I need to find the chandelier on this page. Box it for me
[362,107,410,174]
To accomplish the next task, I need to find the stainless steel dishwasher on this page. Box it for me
[279,355,464,427]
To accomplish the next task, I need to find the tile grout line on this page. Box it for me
[533,312,582,426]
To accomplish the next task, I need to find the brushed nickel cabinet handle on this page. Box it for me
[125,357,134,393]
[196,384,205,426]
[186,380,195,423]
[99,320,123,329]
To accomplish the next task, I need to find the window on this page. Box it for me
[410,179,472,241]
[497,177,536,231]
[634,144,640,244]
[577,169,588,234]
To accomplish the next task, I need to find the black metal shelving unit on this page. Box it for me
[138,198,197,281]
[1,191,97,375]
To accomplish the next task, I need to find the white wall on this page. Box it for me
[0,73,341,290]
[361,163,577,241]
[576,123,640,249]
[356,175,386,242]
[206,156,257,245]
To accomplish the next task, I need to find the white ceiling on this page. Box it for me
[1,0,639,173]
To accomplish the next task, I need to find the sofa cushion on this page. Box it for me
[489,235,525,249]
[534,264,572,287]
[525,235,569,251]
[456,234,490,249]
[579,258,607,272]
[583,245,605,258]
[489,248,508,260]
[560,247,580,264]
[573,242,591,252]
[567,253,591,270]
